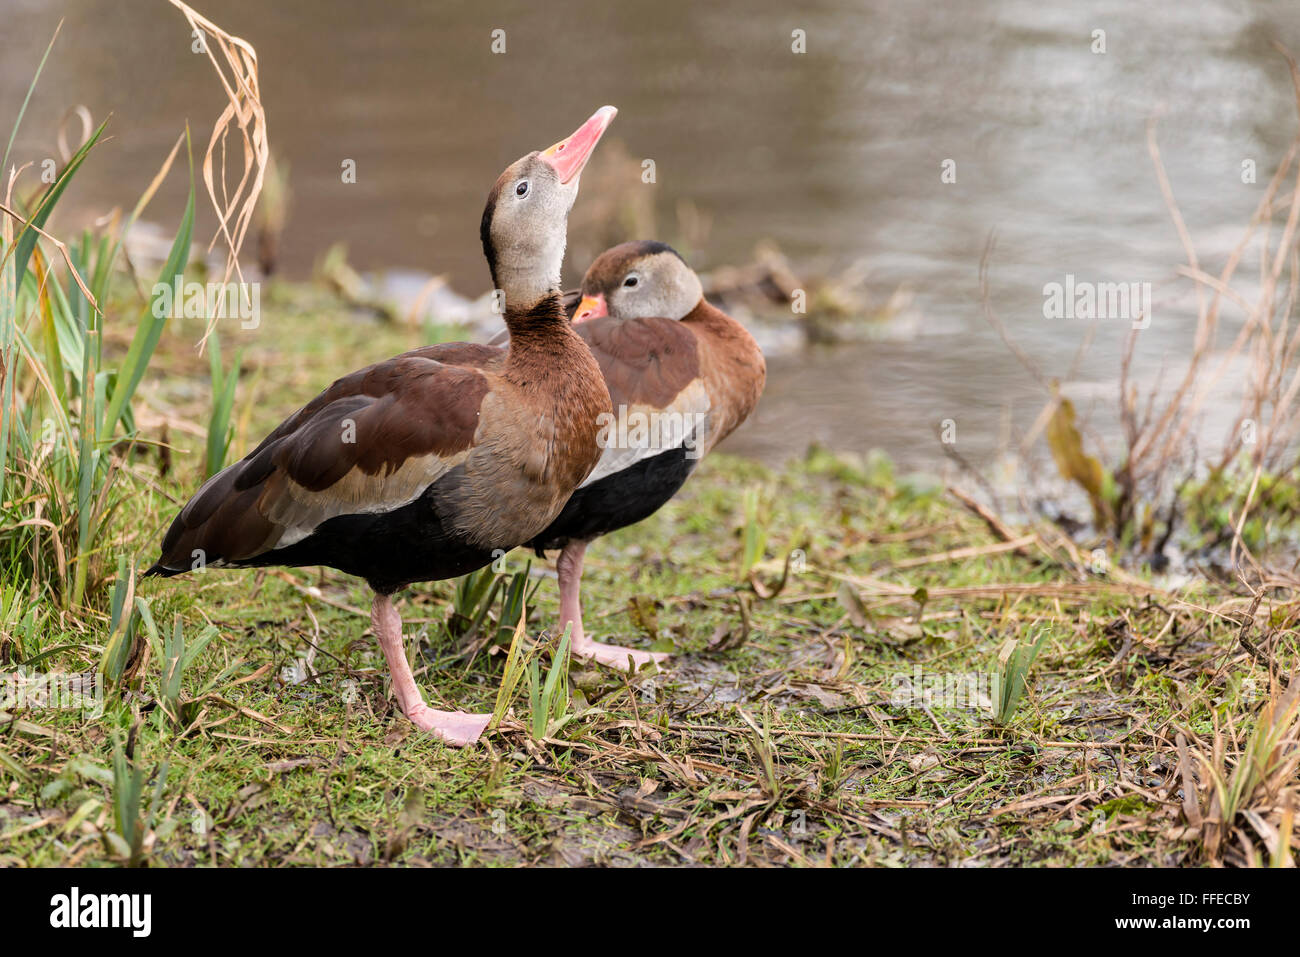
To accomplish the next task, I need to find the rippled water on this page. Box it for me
[5,0,1300,470]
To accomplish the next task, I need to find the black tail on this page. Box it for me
[142,562,183,579]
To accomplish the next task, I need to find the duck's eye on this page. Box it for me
[515,180,530,197]
[623,276,638,288]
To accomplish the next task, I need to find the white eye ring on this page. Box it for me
[623,274,639,288]
[515,180,530,197]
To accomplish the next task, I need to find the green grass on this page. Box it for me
[1,288,1295,867]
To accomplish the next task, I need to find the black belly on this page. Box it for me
[230,483,496,594]
[526,445,697,554]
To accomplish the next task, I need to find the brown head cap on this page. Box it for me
[576,241,703,322]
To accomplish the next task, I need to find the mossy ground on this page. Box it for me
[0,281,1294,867]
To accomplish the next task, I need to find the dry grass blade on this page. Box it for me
[1175,731,1203,829]
[166,0,269,346]
[977,45,1300,562]
[0,201,100,313]
[1147,46,1300,477]
[1182,676,1300,865]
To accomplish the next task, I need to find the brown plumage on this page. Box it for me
[676,298,767,453]
[498,240,766,670]
[579,313,701,409]
[147,106,620,746]
[149,300,608,592]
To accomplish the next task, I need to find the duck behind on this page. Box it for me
[145,107,618,747]
[524,241,766,669]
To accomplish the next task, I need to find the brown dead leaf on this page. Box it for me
[262,756,325,774]
[798,683,847,710]
[836,582,870,628]
[1045,394,1113,529]
[626,596,660,639]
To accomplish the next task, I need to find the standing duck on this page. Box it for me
[146,107,618,746]
[524,241,766,669]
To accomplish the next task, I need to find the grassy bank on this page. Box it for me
[2,12,1298,870]
[1,286,1296,867]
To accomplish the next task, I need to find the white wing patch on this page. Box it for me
[268,450,469,548]
[580,380,712,488]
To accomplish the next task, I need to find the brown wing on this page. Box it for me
[578,314,701,409]
[151,349,494,570]
[575,315,710,487]
[679,300,767,454]
[561,287,584,319]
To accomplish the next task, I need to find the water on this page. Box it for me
[5,0,1300,471]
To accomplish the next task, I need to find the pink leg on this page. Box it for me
[371,593,490,747]
[557,540,669,672]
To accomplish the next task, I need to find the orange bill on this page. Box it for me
[540,106,617,184]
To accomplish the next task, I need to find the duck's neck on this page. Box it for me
[502,291,579,376]
[494,259,562,316]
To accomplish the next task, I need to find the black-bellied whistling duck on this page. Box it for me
[526,241,766,669]
[145,107,619,747]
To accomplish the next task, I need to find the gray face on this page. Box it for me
[486,153,581,306]
[605,252,704,321]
